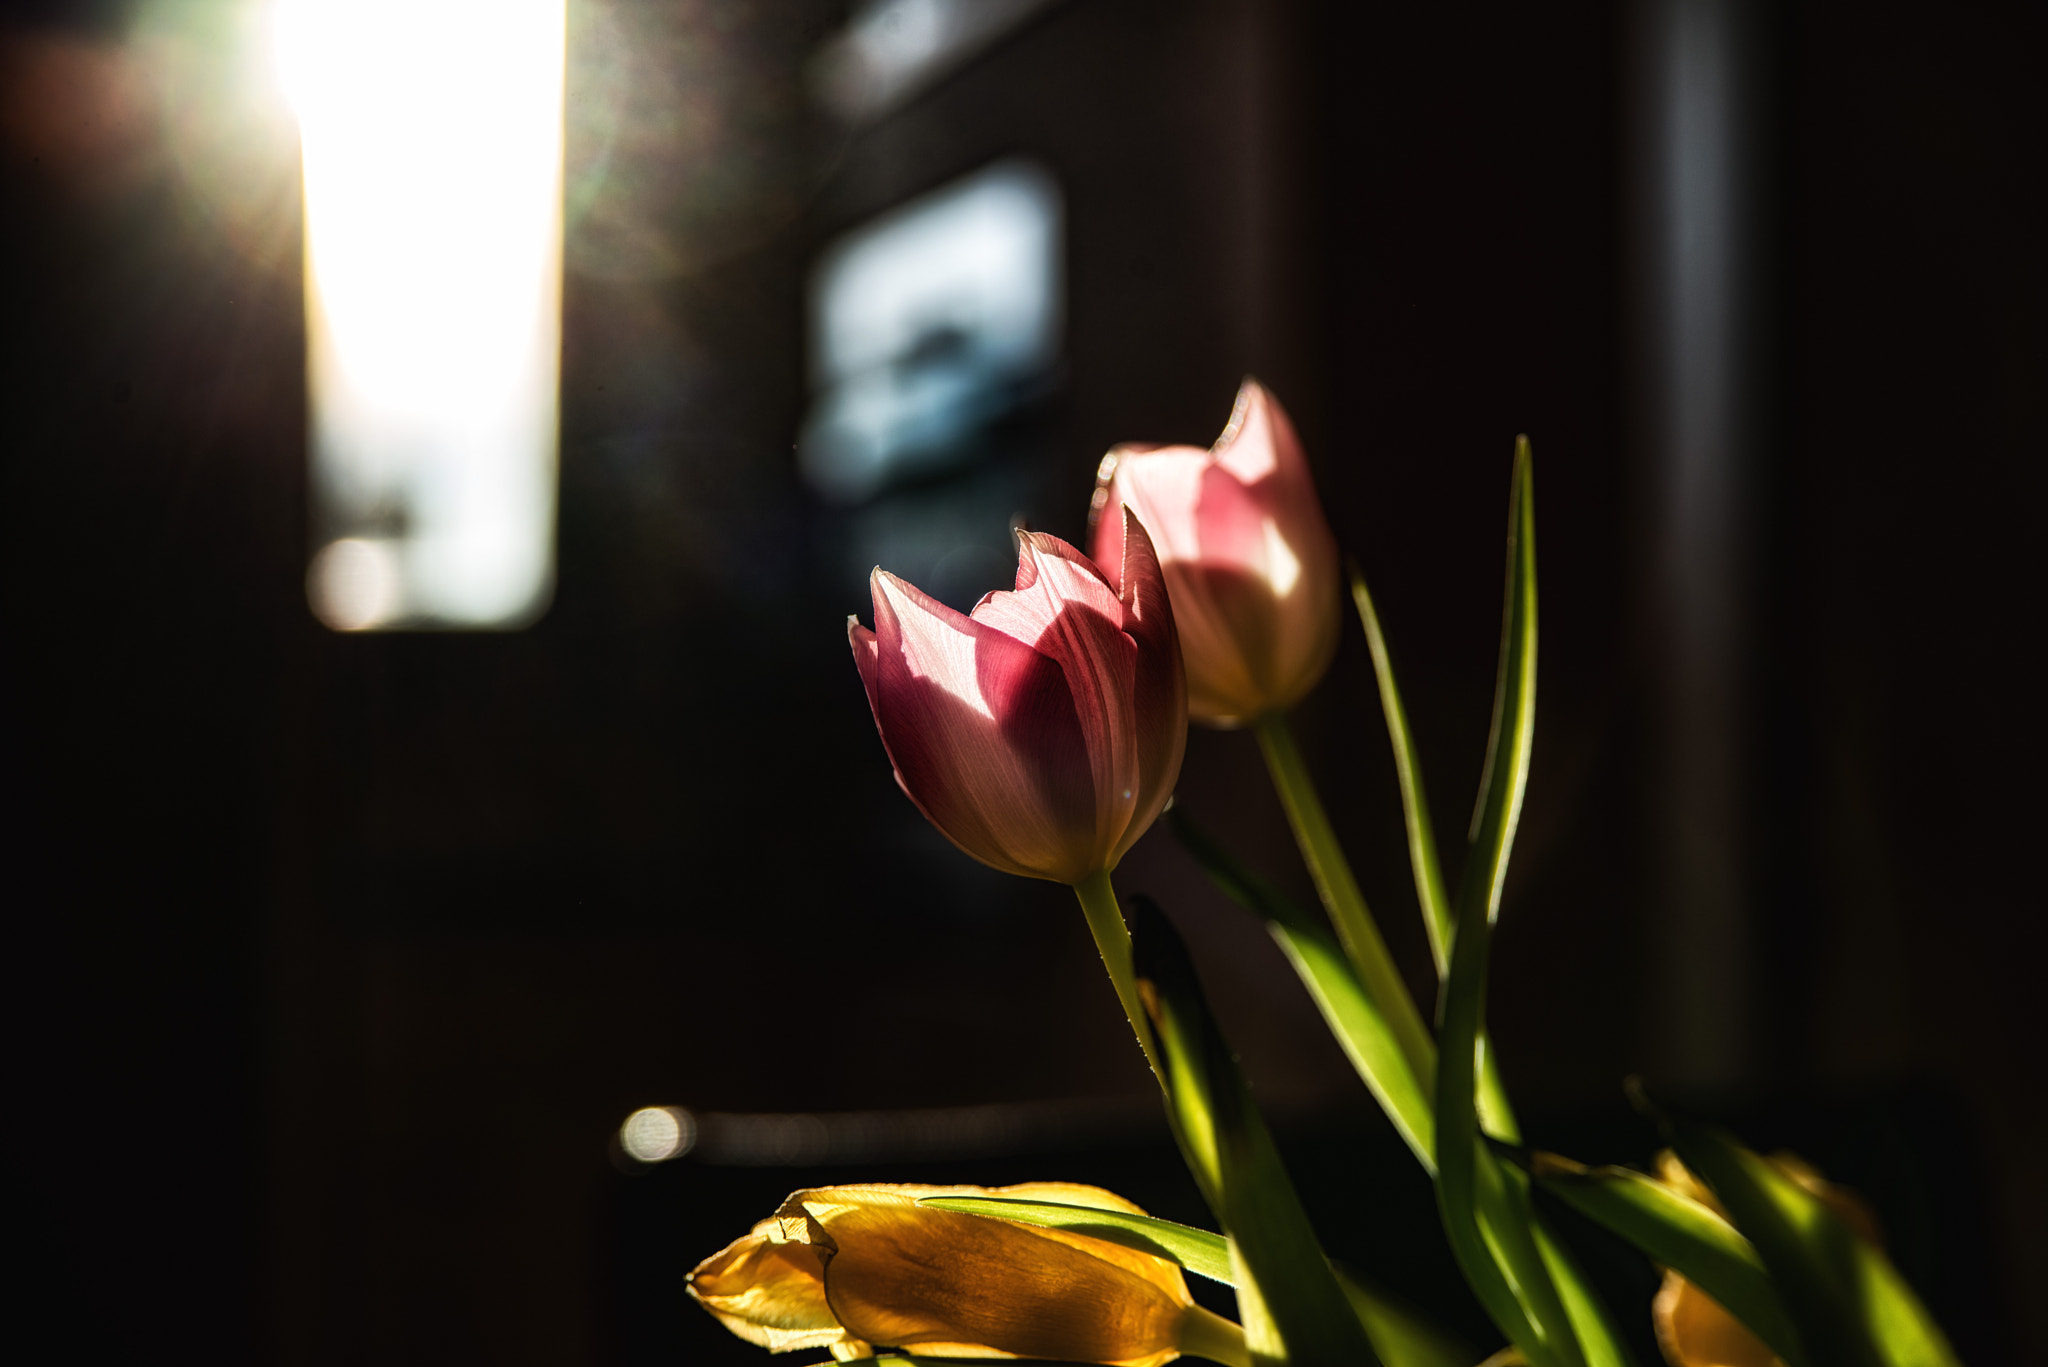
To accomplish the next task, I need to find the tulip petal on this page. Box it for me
[1093,384,1340,725]
[1092,444,1210,570]
[697,1184,1201,1365]
[1094,450,1266,724]
[1107,509,1187,867]
[689,1230,861,1355]
[785,1182,1194,1308]
[850,617,884,740]
[1211,379,1283,485]
[1205,383,1340,715]
[801,1188,1191,1367]
[971,531,1126,660]
[867,570,1102,883]
[1655,1273,1786,1367]
[971,534,1140,870]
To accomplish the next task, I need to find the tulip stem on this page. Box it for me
[1253,711,1437,1096]
[1179,1304,1252,1367]
[1073,869,1164,1083]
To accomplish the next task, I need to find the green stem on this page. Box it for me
[1179,1304,1253,1367]
[1253,711,1436,1091]
[1073,868,1163,1083]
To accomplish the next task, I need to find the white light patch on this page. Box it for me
[801,159,1061,502]
[307,537,403,631]
[619,1106,696,1164]
[279,0,565,629]
[1261,517,1302,597]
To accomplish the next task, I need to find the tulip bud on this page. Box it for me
[1090,380,1341,727]
[849,510,1187,884]
[688,1182,1246,1367]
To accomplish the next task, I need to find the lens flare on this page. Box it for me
[619,1106,696,1164]
[278,0,565,629]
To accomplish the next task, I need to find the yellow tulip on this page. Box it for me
[688,1182,1248,1366]
[1651,1274,1784,1367]
[1650,1153,1882,1367]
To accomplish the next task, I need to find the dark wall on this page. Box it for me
[1780,0,2048,1337]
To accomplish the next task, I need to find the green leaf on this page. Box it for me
[1533,1219,1639,1367]
[1351,564,1455,980]
[1457,438,1539,938]
[917,1197,1235,1285]
[1166,806,1436,1170]
[1252,712,1441,1112]
[1131,895,1383,1367]
[1332,1265,1478,1367]
[1648,1097,1963,1367]
[1434,441,1585,1367]
[1520,1150,1808,1367]
[1353,564,1522,1146]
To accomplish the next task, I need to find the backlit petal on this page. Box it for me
[868,570,1100,882]
[974,533,1138,865]
[1652,1272,1782,1367]
[688,1231,859,1356]
[1211,378,1282,485]
[1092,383,1338,724]
[800,1187,1191,1367]
[1094,453,1264,724]
[849,616,882,717]
[1093,444,1210,571]
[1108,509,1187,867]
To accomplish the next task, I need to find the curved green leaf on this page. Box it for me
[1434,442,1584,1367]
[1166,807,1436,1170]
[1648,1098,1962,1367]
[1253,713,1440,1105]
[1521,1151,1807,1367]
[1332,1265,1478,1367]
[918,1197,1235,1285]
[1353,566,1522,1145]
[1351,566,1455,979]
[1132,896,1382,1367]
[1533,1219,1638,1367]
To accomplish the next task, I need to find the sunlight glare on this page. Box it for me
[1261,516,1302,596]
[279,0,565,629]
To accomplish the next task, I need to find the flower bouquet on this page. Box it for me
[686,382,1964,1367]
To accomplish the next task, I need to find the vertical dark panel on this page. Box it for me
[1625,0,1779,1091]
[1787,0,2047,1353]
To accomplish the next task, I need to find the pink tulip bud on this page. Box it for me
[850,509,1187,885]
[1090,380,1341,728]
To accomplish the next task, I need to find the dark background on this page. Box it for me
[3,0,2042,1363]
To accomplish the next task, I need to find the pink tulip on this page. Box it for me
[1090,380,1340,727]
[849,509,1187,885]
